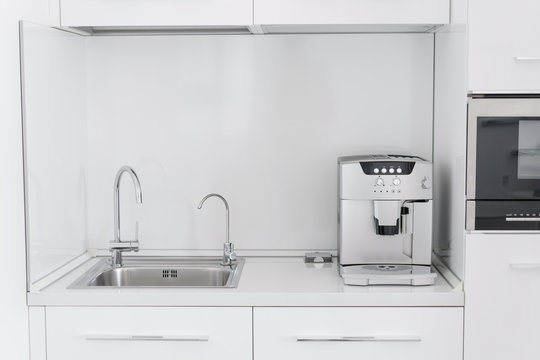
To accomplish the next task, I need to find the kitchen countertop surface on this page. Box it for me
[28,256,463,307]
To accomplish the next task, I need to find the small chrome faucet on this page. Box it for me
[197,193,236,266]
[109,166,143,267]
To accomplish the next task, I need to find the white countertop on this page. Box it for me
[28,256,463,307]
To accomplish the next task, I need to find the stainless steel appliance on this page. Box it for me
[467,97,540,231]
[338,155,437,286]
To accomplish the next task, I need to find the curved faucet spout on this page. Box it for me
[114,166,143,243]
[198,193,235,265]
[198,193,229,245]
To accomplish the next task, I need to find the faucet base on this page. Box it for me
[111,250,123,267]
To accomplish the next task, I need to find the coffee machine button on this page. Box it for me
[389,168,395,174]
[421,177,432,189]
[375,178,385,186]
[392,178,401,186]
[397,167,402,174]
[381,168,387,174]
[373,168,380,174]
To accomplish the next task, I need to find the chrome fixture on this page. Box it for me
[197,193,236,266]
[109,166,143,267]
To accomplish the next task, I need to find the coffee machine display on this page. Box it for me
[338,155,437,286]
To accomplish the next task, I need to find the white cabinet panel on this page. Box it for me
[29,307,46,360]
[468,0,540,92]
[46,307,252,360]
[254,307,463,360]
[254,0,449,25]
[465,233,540,359]
[60,0,253,27]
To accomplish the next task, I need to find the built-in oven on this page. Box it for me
[467,96,540,230]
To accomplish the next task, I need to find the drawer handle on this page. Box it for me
[510,263,540,269]
[514,57,540,61]
[296,335,421,342]
[506,217,540,222]
[85,335,210,342]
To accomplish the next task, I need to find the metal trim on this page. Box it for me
[465,201,476,230]
[19,21,31,291]
[466,99,478,199]
[467,97,540,201]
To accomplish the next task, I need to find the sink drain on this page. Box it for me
[162,269,178,278]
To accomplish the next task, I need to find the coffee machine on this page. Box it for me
[338,155,437,286]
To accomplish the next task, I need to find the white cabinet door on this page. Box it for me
[468,0,540,92]
[61,0,253,27]
[46,307,252,360]
[254,307,463,360]
[465,233,540,360]
[254,0,449,25]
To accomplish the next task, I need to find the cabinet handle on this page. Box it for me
[514,57,540,61]
[296,335,421,342]
[509,263,540,269]
[85,335,210,342]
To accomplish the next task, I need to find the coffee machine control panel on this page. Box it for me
[360,161,416,175]
[339,155,432,200]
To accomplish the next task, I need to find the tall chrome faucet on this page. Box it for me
[197,193,236,266]
[109,166,143,267]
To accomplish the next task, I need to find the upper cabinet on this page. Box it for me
[254,0,449,28]
[60,0,253,27]
[468,0,540,93]
[59,0,449,32]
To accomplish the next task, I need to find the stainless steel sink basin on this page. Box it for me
[69,257,244,288]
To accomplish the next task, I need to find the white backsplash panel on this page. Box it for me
[22,23,87,284]
[85,34,434,251]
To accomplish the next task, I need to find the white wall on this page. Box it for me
[433,0,468,280]
[21,23,87,285]
[85,34,434,252]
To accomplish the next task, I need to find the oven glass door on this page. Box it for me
[468,98,540,200]
[476,116,540,199]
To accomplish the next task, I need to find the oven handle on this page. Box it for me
[506,217,540,222]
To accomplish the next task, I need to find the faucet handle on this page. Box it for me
[223,242,236,264]
[133,221,140,252]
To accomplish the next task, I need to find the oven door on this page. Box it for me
[468,98,540,200]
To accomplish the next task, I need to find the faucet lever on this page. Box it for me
[133,221,140,252]
[224,242,237,262]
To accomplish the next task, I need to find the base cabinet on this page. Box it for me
[465,234,540,360]
[254,307,463,360]
[45,307,252,360]
[42,306,463,360]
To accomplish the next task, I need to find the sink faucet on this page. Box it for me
[197,193,236,266]
[109,166,143,267]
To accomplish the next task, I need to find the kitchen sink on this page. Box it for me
[68,257,244,288]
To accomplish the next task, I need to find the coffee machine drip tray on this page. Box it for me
[340,264,437,286]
